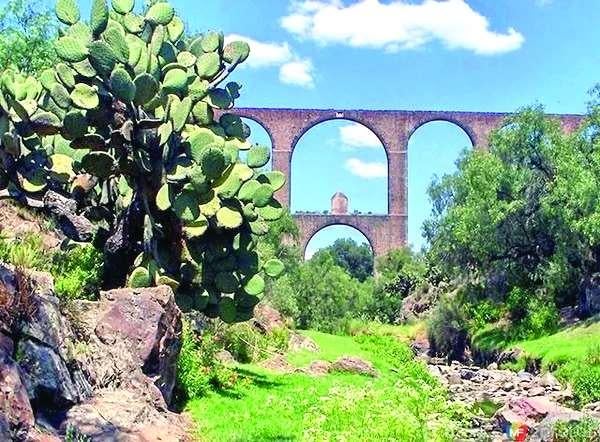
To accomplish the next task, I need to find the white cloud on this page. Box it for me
[345,158,387,178]
[339,123,381,148]
[225,34,315,88]
[281,0,524,56]
[225,34,293,68]
[279,59,315,88]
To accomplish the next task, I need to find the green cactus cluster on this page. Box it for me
[0,0,285,323]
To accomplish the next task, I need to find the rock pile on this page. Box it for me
[426,358,599,441]
[0,264,189,441]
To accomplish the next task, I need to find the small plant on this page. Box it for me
[175,321,237,403]
[65,424,92,442]
[219,322,289,363]
[52,245,102,300]
[554,418,600,442]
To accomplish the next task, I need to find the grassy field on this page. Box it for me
[503,319,600,405]
[186,329,466,442]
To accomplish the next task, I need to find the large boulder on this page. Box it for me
[0,262,185,440]
[75,286,182,405]
[62,389,190,442]
[0,349,34,439]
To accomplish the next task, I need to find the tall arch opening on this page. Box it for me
[291,120,388,215]
[407,121,473,250]
[304,224,374,281]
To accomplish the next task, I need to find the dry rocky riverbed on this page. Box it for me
[424,356,600,441]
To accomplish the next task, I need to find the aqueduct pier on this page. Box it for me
[231,108,584,257]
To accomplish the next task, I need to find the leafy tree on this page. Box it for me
[366,248,426,323]
[424,108,579,310]
[270,252,373,333]
[312,238,373,282]
[0,0,57,74]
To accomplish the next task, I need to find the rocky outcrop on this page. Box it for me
[253,303,287,332]
[75,286,182,405]
[0,264,186,441]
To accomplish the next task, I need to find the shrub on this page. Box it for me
[175,322,237,402]
[558,364,600,406]
[269,252,373,334]
[554,418,600,442]
[218,322,289,363]
[427,295,468,361]
[52,245,103,300]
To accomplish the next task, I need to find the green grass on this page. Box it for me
[495,318,600,406]
[186,327,466,442]
[511,319,600,369]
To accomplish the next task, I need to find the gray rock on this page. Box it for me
[540,372,559,388]
[215,350,235,365]
[21,290,73,361]
[17,339,80,409]
[288,333,319,352]
[528,386,546,397]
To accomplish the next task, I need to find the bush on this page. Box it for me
[218,322,289,363]
[175,322,238,402]
[364,248,427,323]
[0,233,46,270]
[268,252,373,334]
[427,295,468,361]
[554,418,600,442]
[0,232,102,301]
[52,246,103,300]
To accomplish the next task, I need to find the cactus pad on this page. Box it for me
[243,274,265,296]
[110,67,136,102]
[247,144,270,168]
[216,205,243,229]
[146,3,175,25]
[70,83,99,109]
[56,0,80,25]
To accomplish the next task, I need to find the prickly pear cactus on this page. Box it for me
[0,0,285,323]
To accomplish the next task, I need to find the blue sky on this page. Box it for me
[25,0,600,255]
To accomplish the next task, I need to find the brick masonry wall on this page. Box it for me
[228,108,584,257]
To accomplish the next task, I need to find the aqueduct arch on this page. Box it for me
[231,108,584,257]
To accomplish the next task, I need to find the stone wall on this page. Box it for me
[229,108,584,257]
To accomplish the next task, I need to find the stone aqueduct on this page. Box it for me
[231,108,584,257]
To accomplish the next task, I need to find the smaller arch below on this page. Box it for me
[293,213,403,259]
[303,221,375,261]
